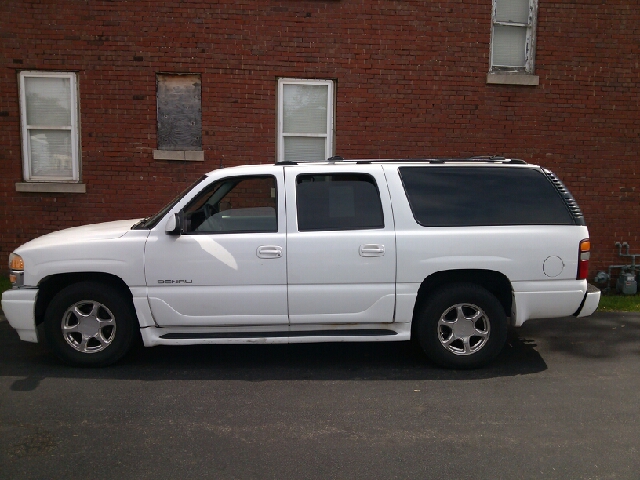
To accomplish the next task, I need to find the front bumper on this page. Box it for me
[574,283,601,318]
[1,287,38,343]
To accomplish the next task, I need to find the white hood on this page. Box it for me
[18,219,142,251]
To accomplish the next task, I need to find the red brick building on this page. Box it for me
[1,0,638,276]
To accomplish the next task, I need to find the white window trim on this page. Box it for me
[277,78,334,163]
[19,71,80,182]
[489,0,538,74]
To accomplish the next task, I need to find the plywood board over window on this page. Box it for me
[154,73,204,161]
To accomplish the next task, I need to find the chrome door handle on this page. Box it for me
[359,244,385,257]
[257,245,282,259]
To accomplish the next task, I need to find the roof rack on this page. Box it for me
[275,155,345,166]
[275,155,527,166]
[354,156,527,165]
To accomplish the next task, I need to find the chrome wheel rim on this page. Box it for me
[61,300,116,353]
[438,303,490,355]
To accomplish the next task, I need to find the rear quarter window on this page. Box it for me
[399,166,576,227]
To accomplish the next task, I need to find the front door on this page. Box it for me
[144,170,288,327]
[285,165,396,324]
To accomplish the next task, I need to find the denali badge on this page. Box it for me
[158,279,193,284]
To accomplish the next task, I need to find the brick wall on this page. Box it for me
[1,0,638,277]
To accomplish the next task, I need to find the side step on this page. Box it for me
[160,329,398,340]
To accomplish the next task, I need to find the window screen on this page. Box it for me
[399,167,575,227]
[491,0,537,72]
[296,174,384,231]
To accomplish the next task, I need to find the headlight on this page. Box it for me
[9,253,24,287]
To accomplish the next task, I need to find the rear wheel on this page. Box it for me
[43,282,137,367]
[415,283,507,369]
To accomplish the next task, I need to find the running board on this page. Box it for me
[160,329,398,340]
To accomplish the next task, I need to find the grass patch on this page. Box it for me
[598,292,640,312]
[0,276,11,295]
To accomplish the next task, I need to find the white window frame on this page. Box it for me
[19,71,80,182]
[277,78,334,163]
[489,0,538,74]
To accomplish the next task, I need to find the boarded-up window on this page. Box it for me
[156,74,202,151]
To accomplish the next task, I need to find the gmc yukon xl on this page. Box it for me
[2,158,601,368]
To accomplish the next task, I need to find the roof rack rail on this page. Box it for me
[466,155,505,161]
[354,157,527,165]
[275,156,527,166]
[463,155,528,164]
[275,155,344,166]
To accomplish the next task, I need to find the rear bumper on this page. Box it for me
[1,287,38,343]
[511,280,597,326]
[574,283,601,318]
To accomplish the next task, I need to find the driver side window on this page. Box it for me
[183,175,277,234]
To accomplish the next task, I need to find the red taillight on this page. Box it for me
[577,239,590,280]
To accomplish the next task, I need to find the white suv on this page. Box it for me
[2,158,600,368]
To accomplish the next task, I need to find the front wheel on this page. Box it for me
[415,283,508,369]
[43,282,138,367]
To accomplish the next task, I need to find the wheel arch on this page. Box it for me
[412,269,513,332]
[35,272,134,327]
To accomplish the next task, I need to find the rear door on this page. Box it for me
[285,165,396,324]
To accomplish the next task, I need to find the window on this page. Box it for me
[277,78,334,163]
[399,167,575,227]
[154,74,203,161]
[19,71,79,182]
[296,174,384,231]
[183,176,277,234]
[488,0,539,84]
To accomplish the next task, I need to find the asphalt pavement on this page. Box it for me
[1,312,639,479]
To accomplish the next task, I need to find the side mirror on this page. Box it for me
[165,212,183,235]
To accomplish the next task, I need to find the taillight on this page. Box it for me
[577,239,590,280]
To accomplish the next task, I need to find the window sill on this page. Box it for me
[153,150,204,161]
[486,73,539,86]
[16,183,86,193]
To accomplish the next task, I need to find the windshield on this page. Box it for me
[132,175,207,230]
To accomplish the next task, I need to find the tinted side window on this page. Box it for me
[399,167,575,227]
[296,174,384,231]
[183,176,277,233]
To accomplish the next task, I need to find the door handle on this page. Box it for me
[257,245,283,259]
[359,244,385,257]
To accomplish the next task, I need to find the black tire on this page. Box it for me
[415,283,508,369]
[43,282,137,367]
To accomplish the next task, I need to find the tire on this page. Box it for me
[415,283,508,369]
[43,282,138,367]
